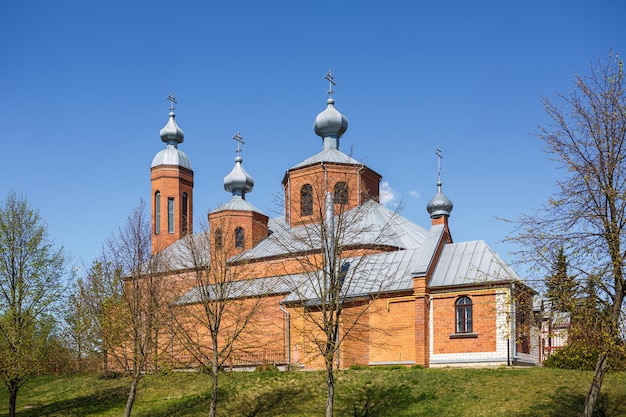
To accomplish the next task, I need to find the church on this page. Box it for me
[146,77,539,370]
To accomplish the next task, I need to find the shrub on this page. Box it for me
[254,364,279,372]
[543,343,626,371]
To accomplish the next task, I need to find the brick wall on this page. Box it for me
[283,162,381,227]
[151,164,193,253]
[368,297,416,364]
[431,290,497,354]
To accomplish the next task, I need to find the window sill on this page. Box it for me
[450,332,478,339]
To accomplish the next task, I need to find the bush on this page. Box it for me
[543,343,626,371]
[254,364,279,372]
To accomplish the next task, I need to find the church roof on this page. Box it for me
[289,147,361,170]
[151,146,193,170]
[210,195,266,215]
[231,200,428,262]
[176,274,293,305]
[429,240,521,288]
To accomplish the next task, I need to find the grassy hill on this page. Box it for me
[1,367,625,417]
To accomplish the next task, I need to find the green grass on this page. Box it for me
[1,367,625,416]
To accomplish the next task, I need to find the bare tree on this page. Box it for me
[172,218,278,417]
[273,175,405,417]
[510,51,626,417]
[0,191,68,417]
[104,199,169,417]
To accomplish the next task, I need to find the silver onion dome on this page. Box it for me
[314,98,349,150]
[151,107,192,169]
[160,111,185,145]
[224,155,254,198]
[427,181,453,218]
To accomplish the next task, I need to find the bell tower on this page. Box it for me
[209,132,268,260]
[150,94,194,253]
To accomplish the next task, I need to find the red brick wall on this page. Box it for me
[283,162,381,227]
[369,297,416,364]
[151,165,193,253]
[431,291,497,354]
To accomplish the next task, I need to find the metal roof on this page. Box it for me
[412,224,445,276]
[232,200,428,262]
[176,274,293,305]
[280,247,423,304]
[210,195,266,215]
[151,145,193,170]
[429,240,521,288]
[289,147,361,170]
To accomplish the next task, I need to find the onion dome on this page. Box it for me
[151,105,192,170]
[314,98,349,150]
[224,155,254,198]
[160,111,185,145]
[427,181,453,218]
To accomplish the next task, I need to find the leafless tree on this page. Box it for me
[104,199,169,417]
[172,217,277,417]
[274,173,405,417]
[509,51,626,417]
[0,191,69,417]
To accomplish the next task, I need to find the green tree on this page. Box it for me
[0,191,68,417]
[511,52,626,417]
[545,247,577,312]
[72,260,125,375]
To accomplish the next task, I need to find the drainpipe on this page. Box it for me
[279,304,291,369]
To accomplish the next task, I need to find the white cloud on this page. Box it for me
[379,181,397,207]
[410,190,420,199]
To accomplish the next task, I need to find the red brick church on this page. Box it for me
[145,79,538,370]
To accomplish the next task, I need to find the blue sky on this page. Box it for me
[2,1,625,273]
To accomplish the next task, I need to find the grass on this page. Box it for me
[0,367,625,416]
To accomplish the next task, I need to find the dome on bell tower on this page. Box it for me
[427,180,454,218]
[224,155,254,198]
[313,70,349,151]
[151,94,192,170]
[427,146,453,219]
[223,131,254,199]
[314,98,349,141]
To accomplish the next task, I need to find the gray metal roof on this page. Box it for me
[412,224,445,276]
[151,145,193,169]
[176,274,293,305]
[280,247,423,304]
[429,240,521,288]
[232,200,428,262]
[210,195,266,215]
[290,147,361,170]
[157,232,210,271]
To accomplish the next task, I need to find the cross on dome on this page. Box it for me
[325,70,336,97]
[233,131,245,156]
[166,93,177,111]
[436,145,443,183]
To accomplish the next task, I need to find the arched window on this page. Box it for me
[182,192,189,235]
[455,296,473,333]
[235,227,244,249]
[154,191,161,235]
[300,184,313,216]
[334,182,348,205]
[214,228,223,250]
